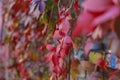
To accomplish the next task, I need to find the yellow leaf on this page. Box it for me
[89,51,104,64]
[24,27,30,34]
[36,76,42,80]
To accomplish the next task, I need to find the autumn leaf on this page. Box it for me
[74,1,79,12]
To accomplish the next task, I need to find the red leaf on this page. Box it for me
[42,25,47,35]
[72,11,95,38]
[108,74,119,80]
[63,36,72,46]
[53,30,63,40]
[12,0,30,14]
[64,47,69,55]
[45,52,54,62]
[109,69,120,77]
[53,66,58,73]
[57,18,62,24]
[55,0,59,4]
[74,1,79,11]
[59,31,65,36]
[52,54,59,66]
[46,44,55,51]
[97,58,107,71]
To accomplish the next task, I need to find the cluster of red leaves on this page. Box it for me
[45,8,73,79]
[12,0,30,17]
[2,0,48,79]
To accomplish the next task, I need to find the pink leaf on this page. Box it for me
[42,25,47,35]
[45,52,54,62]
[46,44,55,51]
[84,38,93,57]
[59,58,64,68]
[56,44,61,53]
[60,49,65,59]
[72,11,95,38]
[92,26,103,39]
[113,0,120,5]
[63,36,72,46]
[53,30,63,40]
[59,19,70,35]
[92,6,120,25]
[82,0,114,12]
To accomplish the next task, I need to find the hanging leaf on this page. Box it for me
[72,11,95,38]
[84,38,93,57]
[92,6,120,26]
[74,1,79,12]
[53,30,63,40]
[63,36,72,46]
[46,44,55,51]
[45,52,54,62]
[81,0,113,12]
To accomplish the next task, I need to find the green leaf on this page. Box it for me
[40,12,48,24]
[5,34,10,43]
[49,17,57,27]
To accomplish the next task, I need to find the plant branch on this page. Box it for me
[58,0,61,13]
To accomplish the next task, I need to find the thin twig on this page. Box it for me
[5,44,9,80]
[58,0,61,13]
[68,0,74,11]
[68,49,71,80]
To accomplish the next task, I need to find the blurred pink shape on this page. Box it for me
[45,52,54,62]
[72,11,95,38]
[108,74,119,80]
[88,72,101,80]
[92,6,120,25]
[82,0,114,12]
[92,26,103,39]
[63,36,72,46]
[72,0,120,38]
[59,19,70,35]
[53,30,63,40]
[84,38,93,57]
[46,44,55,51]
